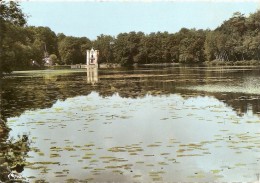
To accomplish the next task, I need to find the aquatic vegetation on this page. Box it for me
[1,67,260,182]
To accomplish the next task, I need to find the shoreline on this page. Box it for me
[2,60,260,74]
[204,60,260,66]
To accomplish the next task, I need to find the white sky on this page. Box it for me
[20,1,260,40]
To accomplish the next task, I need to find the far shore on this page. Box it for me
[3,60,260,74]
[50,60,260,69]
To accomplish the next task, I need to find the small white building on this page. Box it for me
[86,48,99,66]
[43,57,53,66]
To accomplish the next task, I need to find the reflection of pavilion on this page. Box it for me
[86,67,98,84]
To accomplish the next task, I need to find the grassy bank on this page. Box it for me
[205,60,260,66]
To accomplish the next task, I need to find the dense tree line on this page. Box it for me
[205,12,260,62]
[1,1,260,74]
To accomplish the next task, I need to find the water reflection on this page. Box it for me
[6,92,260,182]
[86,67,98,84]
[1,66,260,181]
[2,67,260,121]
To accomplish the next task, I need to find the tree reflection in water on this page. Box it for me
[1,67,260,121]
[0,66,259,181]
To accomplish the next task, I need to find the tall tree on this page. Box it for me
[58,36,91,65]
[114,32,144,66]
[93,34,115,64]
[1,1,27,74]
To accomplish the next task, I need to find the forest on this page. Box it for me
[1,1,260,74]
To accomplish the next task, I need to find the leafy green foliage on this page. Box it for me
[205,10,260,62]
[58,36,91,65]
[93,34,115,64]
[113,32,144,66]
[0,1,26,26]
[1,1,259,75]
[49,54,59,65]
[1,1,27,74]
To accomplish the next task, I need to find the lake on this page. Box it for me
[1,66,260,182]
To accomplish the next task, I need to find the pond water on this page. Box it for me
[1,66,260,182]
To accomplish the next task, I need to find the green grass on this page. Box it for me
[205,60,260,66]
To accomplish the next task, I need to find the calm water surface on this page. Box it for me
[2,66,260,182]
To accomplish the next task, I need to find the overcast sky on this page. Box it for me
[20,1,259,40]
